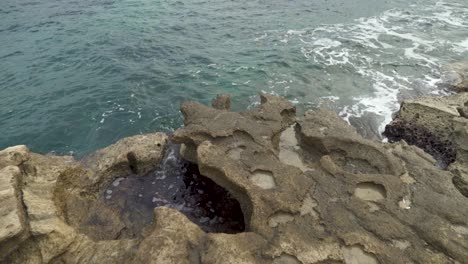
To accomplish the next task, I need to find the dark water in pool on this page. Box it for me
[79,143,244,239]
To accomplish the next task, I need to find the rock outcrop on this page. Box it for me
[1,94,468,263]
[384,92,468,198]
[443,61,468,93]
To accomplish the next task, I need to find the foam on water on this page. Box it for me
[1,0,468,155]
[453,38,468,53]
[259,1,468,135]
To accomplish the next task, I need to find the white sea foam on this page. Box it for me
[264,1,468,135]
[321,96,340,102]
[453,38,468,53]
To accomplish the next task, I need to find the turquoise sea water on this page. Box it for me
[1,0,467,157]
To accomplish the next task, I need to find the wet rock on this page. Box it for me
[384,119,457,167]
[55,133,170,240]
[384,92,468,198]
[77,144,245,240]
[443,61,468,93]
[384,93,468,167]
[2,94,468,263]
[348,112,383,141]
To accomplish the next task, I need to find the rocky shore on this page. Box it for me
[1,93,468,263]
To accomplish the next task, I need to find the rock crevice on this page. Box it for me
[1,94,468,263]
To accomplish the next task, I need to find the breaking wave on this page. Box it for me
[258,1,468,134]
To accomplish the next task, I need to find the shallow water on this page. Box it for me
[1,0,467,156]
[79,143,245,239]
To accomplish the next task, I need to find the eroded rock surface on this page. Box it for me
[1,94,468,263]
[384,92,468,198]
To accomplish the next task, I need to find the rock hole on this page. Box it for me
[249,170,276,189]
[268,212,295,227]
[354,182,386,201]
[127,152,138,174]
[330,150,381,175]
[76,143,245,240]
[226,146,246,161]
[279,125,308,171]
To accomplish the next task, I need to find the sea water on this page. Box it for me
[1,0,467,156]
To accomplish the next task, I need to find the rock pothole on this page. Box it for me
[71,144,245,240]
[226,146,245,161]
[268,213,295,228]
[249,170,276,189]
[279,125,308,172]
[354,182,386,202]
[330,150,382,175]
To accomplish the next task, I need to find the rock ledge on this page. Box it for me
[1,94,468,264]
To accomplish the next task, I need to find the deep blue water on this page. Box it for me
[1,0,467,157]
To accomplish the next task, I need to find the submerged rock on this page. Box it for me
[1,94,468,263]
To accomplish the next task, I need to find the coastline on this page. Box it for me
[1,91,468,263]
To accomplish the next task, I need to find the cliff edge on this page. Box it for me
[1,94,468,264]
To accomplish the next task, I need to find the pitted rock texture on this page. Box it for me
[1,95,468,264]
[384,92,468,198]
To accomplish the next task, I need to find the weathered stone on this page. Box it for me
[83,133,168,177]
[0,145,29,168]
[135,207,205,264]
[2,94,468,264]
[211,94,231,111]
[55,133,169,241]
[348,112,382,141]
[384,93,468,167]
[443,61,468,93]
[2,133,170,263]
[384,92,468,198]
[0,166,28,259]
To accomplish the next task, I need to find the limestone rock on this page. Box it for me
[443,61,468,93]
[172,95,468,263]
[384,93,468,167]
[384,92,468,198]
[2,95,468,264]
[211,94,231,110]
[0,166,28,259]
[0,145,29,168]
[56,132,169,240]
[2,133,169,263]
[83,133,168,177]
[135,207,205,264]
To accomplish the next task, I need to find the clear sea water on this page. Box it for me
[1,0,467,157]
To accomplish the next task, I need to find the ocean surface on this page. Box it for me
[1,0,467,157]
